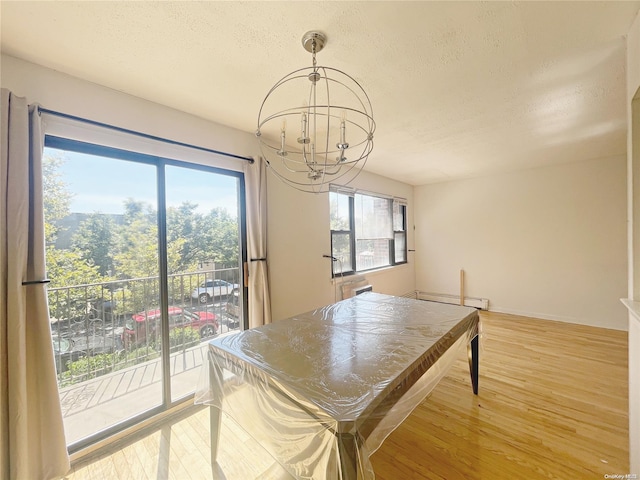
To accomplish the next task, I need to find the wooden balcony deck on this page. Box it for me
[61,342,208,445]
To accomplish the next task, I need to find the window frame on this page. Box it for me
[393,200,408,266]
[330,190,356,276]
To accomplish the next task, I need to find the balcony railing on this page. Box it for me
[48,268,242,387]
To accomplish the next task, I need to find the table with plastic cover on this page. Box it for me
[195,292,480,480]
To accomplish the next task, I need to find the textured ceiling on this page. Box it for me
[2,1,639,185]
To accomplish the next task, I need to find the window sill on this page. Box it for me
[332,262,409,283]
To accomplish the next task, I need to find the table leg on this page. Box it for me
[337,432,360,480]
[210,405,222,464]
[468,334,479,395]
[209,353,224,468]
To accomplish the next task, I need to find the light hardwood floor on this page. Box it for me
[63,311,630,479]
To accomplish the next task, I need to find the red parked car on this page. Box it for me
[122,306,218,347]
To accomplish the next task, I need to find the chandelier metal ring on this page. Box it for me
[256,31,376,193]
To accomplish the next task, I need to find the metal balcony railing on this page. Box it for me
[48,268,242,387]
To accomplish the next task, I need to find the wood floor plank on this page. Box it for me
[64,310,630,479]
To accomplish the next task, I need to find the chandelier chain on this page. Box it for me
[312,39,317,68]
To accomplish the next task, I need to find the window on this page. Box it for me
[330,188,354,274]
[330,187,407,276]
[393,200,408,263]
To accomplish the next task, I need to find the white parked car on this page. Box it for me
[192,279,239,304]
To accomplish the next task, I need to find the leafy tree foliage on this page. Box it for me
[43,156,104,320]
[44,156,240,321]
[71,214,116,276]
[167,202,203,271]
[43,155,73,244]
[202,208,239,266]
[114,199,159,279]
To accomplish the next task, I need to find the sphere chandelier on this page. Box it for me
[256,31,376,193]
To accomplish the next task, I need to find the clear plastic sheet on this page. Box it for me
[195,292,479,480]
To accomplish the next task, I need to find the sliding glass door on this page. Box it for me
[164,164,243,402]
[43,137,245,450]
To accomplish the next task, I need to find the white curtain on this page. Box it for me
[0,89,70,479]
[244,157,272,328]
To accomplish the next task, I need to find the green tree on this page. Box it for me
[122,199,151,226]
[166,202,239,269]
[43,155,104,320]
[114,217,159,279]
[202,207,239,266]
[43,159,241,321]
[115,199,155,277]
[42,155,73,245]
[42,155,100,288]
[71,213,116,277]
[167,202,204,272]
[115,199,186,278]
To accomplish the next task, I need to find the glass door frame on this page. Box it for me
[44,135,248,453]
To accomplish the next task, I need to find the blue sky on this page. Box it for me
[44,148,240,217]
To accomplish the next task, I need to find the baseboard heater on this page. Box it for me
[416,291,489,310]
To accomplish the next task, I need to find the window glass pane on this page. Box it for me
[355,194,392,270]
[164,165,242,403]
[44,147,161,446]
[356,238,390,270]
[393,202,405,231]
[330,192,350,230]
[394,232,407,263]
[331,232,352,273]
[355,194,392,239]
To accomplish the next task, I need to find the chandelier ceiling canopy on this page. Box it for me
[256,31,376,194]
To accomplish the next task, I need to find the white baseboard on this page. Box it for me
[487,306,628,331]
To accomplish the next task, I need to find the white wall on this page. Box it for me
[0,55,256,167]
[414,156,627,330]
[1,54,416,324]
[626,8,640,475]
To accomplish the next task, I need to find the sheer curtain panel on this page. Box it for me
[244,157,272,328]
[0,89,70,479]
